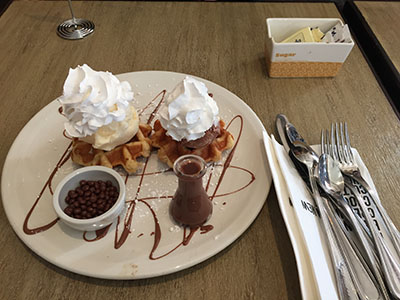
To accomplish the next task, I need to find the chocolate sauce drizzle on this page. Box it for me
[83,224,112,242]
[23,89,255,261]
[23,142,72,234]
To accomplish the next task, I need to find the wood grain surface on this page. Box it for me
[356,1,400,72]
[0,2,399,299]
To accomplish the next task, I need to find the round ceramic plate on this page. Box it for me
[2,71,271,279]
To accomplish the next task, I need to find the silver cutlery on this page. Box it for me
[275,114,380,300]
[286,131,382,300]
[321,131,379,263]
[326,122,400,299]
[318,151,388,300]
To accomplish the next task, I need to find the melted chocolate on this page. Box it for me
[208,115,244,202]
[180,125,220,149]
[83,224,112,242]
[23,142,72,235]
[23,89,254,262]
[62,130,72,140]
[181,161,201,175]
[137,90,167,124]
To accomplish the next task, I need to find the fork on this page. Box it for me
[322,128,389,300]
[328,122,400,299]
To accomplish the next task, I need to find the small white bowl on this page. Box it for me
[53,166,126,231]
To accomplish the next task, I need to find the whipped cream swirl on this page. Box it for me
[58,64,135,139]
[159,76,219,142]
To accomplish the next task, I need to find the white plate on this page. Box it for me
[1,71,271,279]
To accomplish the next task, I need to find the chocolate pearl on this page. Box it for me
[106,180,112,186]
[82,185,89,191]
[65,196,71,204]
[99,192,105,199]
[94,182,100,189]
[105,204,110,210]
[68,191,78,198]
[78,197,85,204]
[81,205,87,210]
[73,208,82,215]
[79,180,87,186]
[98,204,105,210]
[73,201,80,208]
[100,184,106,192]
[88,181,94,186]
[89,187,96,193]
[92,203,97,208]
[87,201,92,206]
[87,207,94,212]
[64,207,73,216]
[76,187,83,195]
[84,191,91,197]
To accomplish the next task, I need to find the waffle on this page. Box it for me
[71,124,152,173]
[150,120,234,167]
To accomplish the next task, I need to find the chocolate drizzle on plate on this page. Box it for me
[23,89,255,260]
[23,142,72,235]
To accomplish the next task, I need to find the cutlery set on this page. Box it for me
[275,114,400,300]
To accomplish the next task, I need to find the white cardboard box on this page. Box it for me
[266,18,354,77]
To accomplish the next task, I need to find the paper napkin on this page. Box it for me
[264,132,338,300]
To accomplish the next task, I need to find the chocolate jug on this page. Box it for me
[170,155,212,227]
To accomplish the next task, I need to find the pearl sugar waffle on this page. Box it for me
[150,119,235,168]
[71,124,152,174]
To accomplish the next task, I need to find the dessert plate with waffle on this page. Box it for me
[1,66,271,279]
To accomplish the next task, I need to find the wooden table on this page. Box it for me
[355,1,400,73]
[1,2,399,299]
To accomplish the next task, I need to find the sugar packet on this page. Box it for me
[322,22,352,43]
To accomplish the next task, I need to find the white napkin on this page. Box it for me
[264,132,338,300]
[263,131,388,300]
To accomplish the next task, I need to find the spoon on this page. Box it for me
[318,153,388,300]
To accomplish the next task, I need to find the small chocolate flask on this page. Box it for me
[170,155,212,227]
